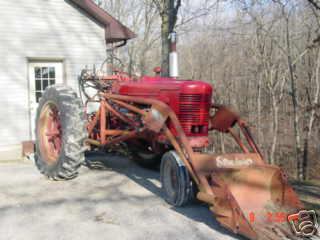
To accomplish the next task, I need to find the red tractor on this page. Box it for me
[34,33,304,240]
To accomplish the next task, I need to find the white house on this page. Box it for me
[0,0,135,160]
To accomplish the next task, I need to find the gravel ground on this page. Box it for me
[0,153,241,240]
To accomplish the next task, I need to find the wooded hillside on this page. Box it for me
[99,0,320,182]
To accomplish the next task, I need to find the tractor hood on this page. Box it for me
[114,76,213,98]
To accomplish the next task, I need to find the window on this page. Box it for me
[28,61,63,140]
[34,66,56,102]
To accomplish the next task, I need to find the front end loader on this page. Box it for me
[34,33,306,240]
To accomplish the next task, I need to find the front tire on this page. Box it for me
[160,151,196,207]
[35,85,87,180]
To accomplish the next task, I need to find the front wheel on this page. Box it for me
[35,85,87,180]
[160,151,196,207]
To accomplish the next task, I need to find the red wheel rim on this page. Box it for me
[38,102,62,164]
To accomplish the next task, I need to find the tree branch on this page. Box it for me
[151,0,163,14]
[175,0,181,12]
[306,0,320,10]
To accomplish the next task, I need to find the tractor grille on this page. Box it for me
[179,94,210,133]
[179,94,202,122]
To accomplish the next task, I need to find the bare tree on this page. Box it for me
[152,0,181,76]
[97,0,320,181]
[101,0,160,75]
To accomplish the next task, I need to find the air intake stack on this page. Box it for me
[169,32,179,78]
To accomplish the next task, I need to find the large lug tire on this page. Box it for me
[35,85,87,180]
[160,151,196,207]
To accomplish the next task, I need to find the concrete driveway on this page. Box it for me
[0,153,241,240]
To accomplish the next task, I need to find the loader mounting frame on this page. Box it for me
[84,91,303,240]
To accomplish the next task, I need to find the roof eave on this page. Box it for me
[69,0,136,44]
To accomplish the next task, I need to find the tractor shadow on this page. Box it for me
[84,151,245,240]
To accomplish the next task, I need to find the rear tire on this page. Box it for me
[35,85,87,180]
[160,151,196,207]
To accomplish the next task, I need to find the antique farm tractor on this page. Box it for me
[34,32,305,240]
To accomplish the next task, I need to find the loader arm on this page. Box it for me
[85,93,303,240]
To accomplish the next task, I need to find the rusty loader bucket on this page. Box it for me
[162,104,303,240]
[195,153,302,239]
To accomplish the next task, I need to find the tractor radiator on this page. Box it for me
[178,93,210,135]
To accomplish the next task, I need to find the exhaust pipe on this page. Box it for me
[169,32,179,78]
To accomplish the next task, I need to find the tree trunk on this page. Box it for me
[270,94,279,165]
[161,12,170,76]
[257,74,262,145]
[159,0,181,77]
[284,16,303,180]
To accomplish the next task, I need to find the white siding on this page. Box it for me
[0,0,106,147]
